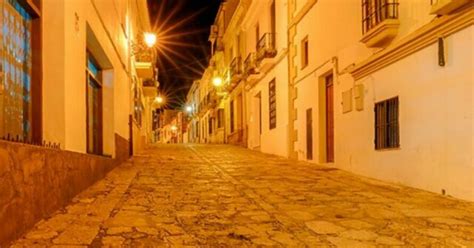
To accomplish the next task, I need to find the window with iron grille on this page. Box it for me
[375,97,399,149]
[362,0,399,34]
[269,79,277,130]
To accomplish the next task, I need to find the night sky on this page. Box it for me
[147,0,222,109]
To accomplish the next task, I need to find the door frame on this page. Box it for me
[318,71,335,163]
[86,53,103,155]
[325,75,334,162]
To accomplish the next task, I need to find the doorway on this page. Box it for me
[86,74,103,155]
[86,55,103,155]
[306,108,313,160]
[325,74,334,162]
[254,92,262,148]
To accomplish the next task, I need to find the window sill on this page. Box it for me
[361,19,400,48]
[375,146,401,151]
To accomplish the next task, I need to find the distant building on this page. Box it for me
[157,109,187,144]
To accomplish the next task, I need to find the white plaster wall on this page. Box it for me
[247,58,289,157]
[42,0,143,154]
[64,1,87,153]
[291,0,474,200]
[336,27,474,201]
[42,0,66,147]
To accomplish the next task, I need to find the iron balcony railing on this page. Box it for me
[362,0,399,34]
[230,56,243,78]
[244,52,258,76]
[256,33,277,62]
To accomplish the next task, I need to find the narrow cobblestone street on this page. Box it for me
[11,145,474,247]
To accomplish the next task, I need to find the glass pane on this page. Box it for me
[1,0,32,140]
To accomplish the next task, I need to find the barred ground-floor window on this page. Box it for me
[375,97,400,150]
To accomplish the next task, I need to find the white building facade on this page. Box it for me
[186,0,473,201]
[291,0,473,201]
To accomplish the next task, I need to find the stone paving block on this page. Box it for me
[52,226,99,245]
[305,220,346,234]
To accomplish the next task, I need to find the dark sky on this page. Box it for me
[147,0,221,109]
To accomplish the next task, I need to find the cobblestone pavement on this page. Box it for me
[10,144,474,247]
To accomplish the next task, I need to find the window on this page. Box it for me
[208,117,213,135]
[0,0,41,142]
[375,97,399,149]
[269,79,277,130]
[301,37,309,69]
[217,108,224,128]
[362,0,399,34]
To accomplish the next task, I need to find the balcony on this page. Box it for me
[243,52,260,87]
[136,62,154,79]
[142,79,158,98]
[209,25,218,39]
[256,33,277,71]
[198,91,219,116]
[227,56,243,91]
[360,0,399,48]
[430,0,470,15]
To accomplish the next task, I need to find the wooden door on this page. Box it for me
[87,75,103,155]
[306,108,313,160]
[326,74,334,162]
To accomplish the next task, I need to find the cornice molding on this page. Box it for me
[350,6,473,81]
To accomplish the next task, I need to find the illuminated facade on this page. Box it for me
[290,0,473,201]
[187,0,473,201]
[0,0,159,244]
[0,0,158,156]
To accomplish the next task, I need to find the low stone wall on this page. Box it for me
[0,134,129,246]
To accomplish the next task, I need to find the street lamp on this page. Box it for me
[144,32,157,48]
[212,76,223,87]
[155,95,164,105]
[185,105,193,113]
[171,125,178,131]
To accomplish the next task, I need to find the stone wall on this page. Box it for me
[0,134,130,246]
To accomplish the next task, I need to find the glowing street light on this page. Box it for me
[155,95,164,104]
[185,105,193,113]
[212,76,223,87]
[171,125,178,131]
[155,96,164,103]
[144,32,157,48]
